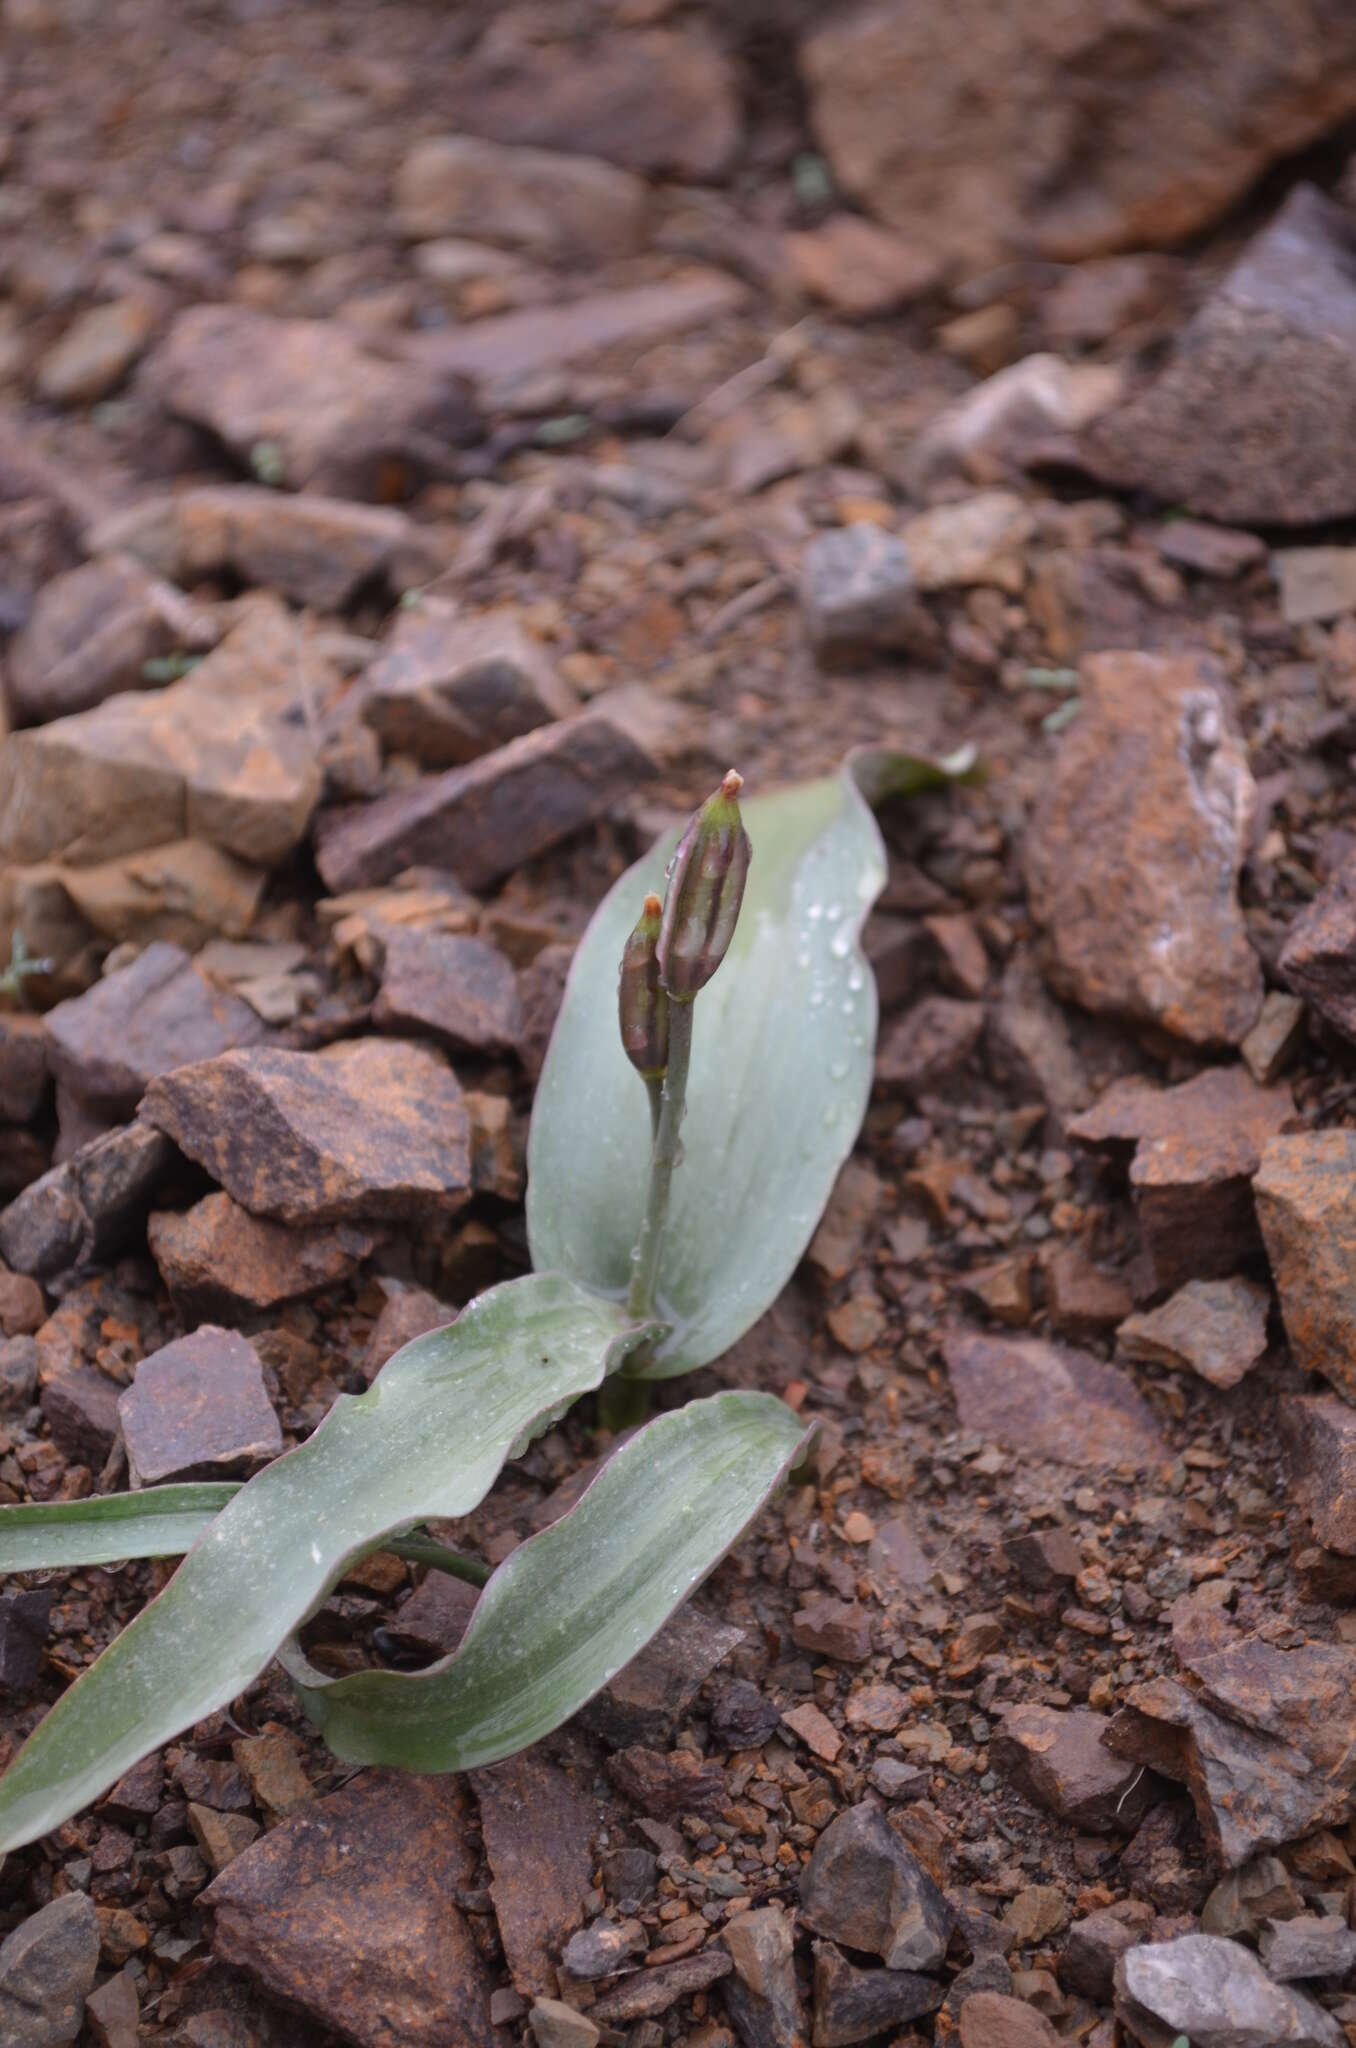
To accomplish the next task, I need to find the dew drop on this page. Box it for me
[825,902,842,922]
[830,926,852,958]
[829,1059,849,1081]
[796,951,811,970]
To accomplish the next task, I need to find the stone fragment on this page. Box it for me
[1004,1527,1082,1591]
[118,1327,281,1488]
[374,929,521,1054]
[1241,990,1306,1084]
[780,1701,842,1764]
[582,1605,743,1750]
[798,1804,953,1972]
[1276,545,1356,625]
[149,1193,375,1317]
[801,9,1356,272]
[1117,1277,1271,1390]
[0,1892,99,2048]
[530,2002,600,2048]
[785,214,939,317]
[1280,851,1356,1041]
[1261,1914,1356,1982]
[811,1941,941,2046]
[719,1904,807,2048]
[876,997,985,1092]
[0,1336,39,1410]
[0,1266,43,1337]
[397,135,646,260]
[1025,650,1261,1046]
[711,1680,781,1750]
[144,1039,472,1226]
[992,1704,1151,1833]
[41,1365,121,1466]
[958,1993,1058,2048]
[559,1917,645,1982]
[361,603,578,767]
[902,492,1035,595]
[1060,1902,1154,2002]
[1280,1394,1356,1554]
[987,949,1090,1121]
[38,839,266,954]
[384,1571,478,1660]
[907,356,1122,489]
[0,600,325,870]
[607,1745,726,1819]
[315,699,658,894]
[203,1770,498,2048]
[589,1949,730,2024]
[1114,1933,1343,2048]
[230,1732,313,1822]
[791,1596,872,1665]
[188,1803,261,1873]
[1043,1247,1132,1340]
[145,304,478,497]
[1255,1130,1356,1400]
[0,1588,50,1700]
[44,942,266,1120]
[943,1331,1165,1469]
[90,486,419,611]
[8,554,213,725]
[0,1014,49,1125]
[363,1284,455,1383]
[0,1121,173,1283]
[1088,183,1356,523]
[798,523,935,669]
[472,1752,598,2001]
[83,1969,139,2048]
[39,297,155,404]
[1157,518,1267,579]
[1202,1857,1303,1939]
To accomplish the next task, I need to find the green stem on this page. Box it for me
[597,1375,654,1434]
[645,1075,664,1144]
[627,996,695,1323]
[389,1534,490,1587]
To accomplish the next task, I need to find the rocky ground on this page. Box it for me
[8,3,1356,2045]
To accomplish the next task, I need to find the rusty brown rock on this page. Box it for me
[118,1327,281,1488]
[1279,1394,1356,1554]
[876,996,985,1093]
[203,1770,498,2048]
[0,1121,173,1284]
[396,134,646,262]
[471,1752,599,2001]
[590,1949,731,2024]
[361,603,579,768]
[362,1283,455,1383]
[144,1039,472,1226]
[44,942,267,1121]
[145,304,478,497]
[791,1596,872,1665]
[943,1330,1166,1469]
[582,1606,743,1750]
[1086,185,1356,524]
[1117,1277,1271,1391]
[812,1940,941,2045]
[1025,651,1261,1046]
[958,1994,1059,2048]
[8,554,214,725]
[36,839,267,955]
[315,700,658,894]
[1070,1066,1292,1154]
[991,1704,1151,1834]
[374,929,522,1054]
[1043,1246,1132,1340]
[802,8,1356,273]
[90,487,419,612]
[607,1746,727,1820]
[1255,1130,1356,1401]
[800,1804,953,1972]
[149,1193,375,1317]
[1280,850,1356,1043]
[0,1015,49,1126]
[785,214,940,318]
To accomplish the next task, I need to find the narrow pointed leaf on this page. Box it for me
[283,1390,809,1768]
[528,747,975,1376]
[0,1485,239,1573]
[0,1275,649,1852]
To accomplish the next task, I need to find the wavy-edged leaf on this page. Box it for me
[0,1275,649,1853]
[283,1390,809,1768]
[527,747,975,1376]
[0,1485,238,1573]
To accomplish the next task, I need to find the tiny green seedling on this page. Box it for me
[0,748,973,1850]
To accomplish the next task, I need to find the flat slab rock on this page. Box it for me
[798,1802,953,1972]
[203,1769,499,2048]
[119,1326,281,1487]
[149,1191,376,1316]
[471,1751,599,2000]
[991,1703,1151,1833]
[1114,1931,1343,2048]
[1255,1129,1356,1402]
[1086,184,1356,525]
[1117,1275,1271,1390]
[944,1330,1166,1470]
[143,1038,472,1226]
[1025,649,1261,1047]
[360,601,579,768]
[374,929,522,1054]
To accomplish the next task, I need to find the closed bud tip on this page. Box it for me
[657,771,752,1001]
[618,894,670,1080]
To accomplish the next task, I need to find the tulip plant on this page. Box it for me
[0,745,972,1852]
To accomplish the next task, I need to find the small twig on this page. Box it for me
[700,573,788,645]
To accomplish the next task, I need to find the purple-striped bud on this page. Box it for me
[657,770,751,1001]
[618,892,670,1079]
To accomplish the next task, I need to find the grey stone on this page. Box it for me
[583,1605,744,1750]
[810,1941,941,2046]
[798,523,936,669]
[559,1918,646,1982]
[799,1803,952,1972]
[1115,1933,1343,2048]
[1202,1856,1304,1938]
[361,604,579,767]
[1260,1914,1356,1983]
[0,1588,50,1700]
[0,1122,174,1284]
[1060,1902,1153,2001]
[0,1892,99,2047]
[119,1326,281,1488]
[529,2002,600,2048]
[374,930,522,1056]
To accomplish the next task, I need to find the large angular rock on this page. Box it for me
[0,1121,173,1283]
[992,1704,1151,1833]
[149,1192,376,1317]
[1279,1393,1356,1554]
[361,603,578,767]
[799,1803,953,1972]
[0,601,325,870]
[90,487,420,611]
[27,839,266,953]
[374,930,521,1054]
[0,1891,99,2047]
[1087,185,1356,524]
[397,135,646,261]
[472,1753,598,2001]
[721,1904,809,2048]
[1115,1933,1343,2048]
[43,941,266,1120]
[803,12,1356,273]
[1025,650,1261,1046]
[581,1604,743,1750]
[1117,1276,1271,1391]
[144,1039,472,1226]
[144,304,478,497]
[1255,1131,1356,1402]
[943,1330,1165,1469]
[1279,848,1356,1042]
[118,1327,281,1488]
[203,1771,499,2048]
[315,698,658,894]
[812,1941,941,2046]
[7,554,214,725]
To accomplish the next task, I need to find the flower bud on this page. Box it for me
[618,892,670,1079]
[657,769,751,1000]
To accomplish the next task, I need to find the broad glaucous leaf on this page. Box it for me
[0,1484,238,1573]
[528,747,976,1376]
[283,1390,809,1768]
[0,1275,649,1852]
